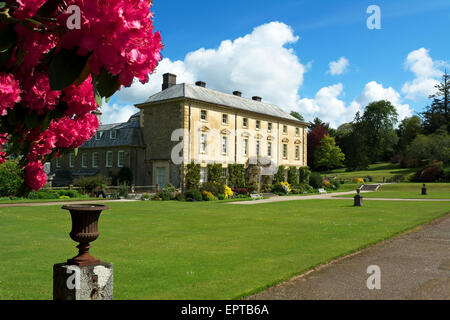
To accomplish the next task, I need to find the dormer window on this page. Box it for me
[256,120,261,130]
[95,131,102,140]
[110,130,117,139]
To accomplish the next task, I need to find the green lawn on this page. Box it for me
[334,183,450,199]
[0,197,99,204]
[327,163,418,182]
[1,199,449,300]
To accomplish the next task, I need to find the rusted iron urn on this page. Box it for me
[62,204,109,267]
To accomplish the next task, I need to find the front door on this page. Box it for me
[156,167,166,187]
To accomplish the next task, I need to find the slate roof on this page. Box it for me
[81,112,145,149]
[138,83,303,123]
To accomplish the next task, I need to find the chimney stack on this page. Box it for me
[162,73,177,91]
[252,96,262,102]
[195,81,206,88]
[92,109,102,125]
[233,91,242,97]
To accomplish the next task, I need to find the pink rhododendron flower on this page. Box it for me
[14,25,57,71]
[24,160,47,191]
[12,0,47,19]
[26,129,57,162]
[0,73,21,115]
[63,76,97,117]
[58,0,163,87]
[49,113,99,149]
[0,133,7,164]
[22,74,61,115]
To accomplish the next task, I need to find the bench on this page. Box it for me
[318,188,327,194]
[250,193,263,200]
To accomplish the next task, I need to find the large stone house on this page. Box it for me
[51,73,308,188]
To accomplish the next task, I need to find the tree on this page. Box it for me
[0,160,23,196]
[0,1,163,193]
[290,111,304,121]
[308,117,329,130]
[345,112,370,171]
[407,130,450,163]
[421,72,450,134]
[361,100,398,162]
[396,116,422,154]
[307,125,328,168]
[313,135,345,171]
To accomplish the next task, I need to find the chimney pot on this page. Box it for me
[162,73,177,91]
[252,96,262,102]
[233,91,242,97]
[195,81,206,88]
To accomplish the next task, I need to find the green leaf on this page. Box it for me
[37,0,63,17]
[49,48,90,91]
[24,113,39,129]
[40,112,52,133]
[0,24,17,53]
[94,88,102,107]
[0,2,6,9]
[74,148,78,157]
[95,68,121,99]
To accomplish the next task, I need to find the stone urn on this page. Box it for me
[62,204,109,267]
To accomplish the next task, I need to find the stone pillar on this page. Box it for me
[53,262,113,300]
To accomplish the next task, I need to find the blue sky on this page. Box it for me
[105,0,450,127]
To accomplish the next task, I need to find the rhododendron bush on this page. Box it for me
[0,0,162,193]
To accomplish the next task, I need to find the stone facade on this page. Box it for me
[51,73,308,189]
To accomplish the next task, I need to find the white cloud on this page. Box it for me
[401,48,443,100]
[298,83,351,128]
[297,81,412,128]
[114,21,306,111]
[328,57,350,75]
[351,81,412,121]
[100,101,139,124]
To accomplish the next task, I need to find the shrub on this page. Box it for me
[74,175,106,194]
[309,172,323,189]
[228,164,245,188]
[201,181,225,196]
[116,167,133,185]
[233,187,248,196]
[330,179,341,190]
[59,195,70,199]
[0,160,23,197]
[184,189,203,201]
[411,161,444,182]
[151,193,162,201]
[207,164,223,184]
[186,162,201,190]
[352,178,365,184]
[365,175,373,182]
[274,166,285,184]
[224,186,233,199]
[322,179,332,189]
[217,193,225,200]
[287,167,298,185]
[141,193,150,200]
[298,167,311,184]
[245,163,260,192]
[291,183,314,194]
[118,183,129,198]
[202,190,215,201]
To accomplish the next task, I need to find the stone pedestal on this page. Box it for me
[53,262,113,300]
[354,189,363,207]
[422,184,427,195]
